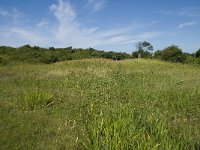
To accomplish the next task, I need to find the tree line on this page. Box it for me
[0,42,200,65]
[132,41,200,64]
[0,45,131,64]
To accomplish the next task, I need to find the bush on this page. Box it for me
[0,45,132,63]
[19,44,32,49]
[0,55,9,65]
[40,55,59,64]
[154,50,162,59]
[161,45,186,63]
[184,55,197,64]
[197,58,200,64]
[195,49,200,58]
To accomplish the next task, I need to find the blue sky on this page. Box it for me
[0,0,200,53]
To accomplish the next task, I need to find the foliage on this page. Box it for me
[197,58,200,64]
[133,41,153,58]
[159,45,186,63]
[0,45,131,64]
[0,55,9,65]
[136,41,154,53]
[40,54,59,64]
[0,44,199,65]
[154,50,162,59]
[132,50,152,58]
[195,49,200,58]
[154,47,200,64]
[184,55,196,64]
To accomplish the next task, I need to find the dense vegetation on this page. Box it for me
[0,45,131,65]
[132,42,200,64]
[1,42,200,65]
[0,59,200,149]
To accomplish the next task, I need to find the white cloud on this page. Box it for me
[159,10,173,15]
[0,8,27,26]
[178,21,197,29]
[50,0,76,23]
[0,7,49,46]
[48,0,161,48]
[49,0,86,46]
[0,9,9,16]
[0,0,161,50]
[0,26,50,46]
[138,32,161,39]
[36,20,49,28]
[10,28,47,43]
[0,8,21,18]
[95,25,139,38]
[159,7,200,18]
[88,0,106,12]
[179,7,200,17]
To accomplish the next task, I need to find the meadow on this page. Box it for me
[0,59,200,149]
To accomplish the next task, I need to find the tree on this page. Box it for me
[20,44,31,49]
[195,49,200,58]
[154,50,162,58]
[65,46,72,50]
[132,50,152,58]
[49,47,55,50]
[32,46,40,50]
[161,45,186,62]
[133,41,153,58]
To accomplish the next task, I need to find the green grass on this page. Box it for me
[0,59,200,149]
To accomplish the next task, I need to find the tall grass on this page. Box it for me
[0,59,199,149]
[80,101,197,150]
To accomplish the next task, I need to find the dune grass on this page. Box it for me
[0,59,200,149]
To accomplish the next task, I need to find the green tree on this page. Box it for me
[154,50,162,59]
[161,45,186,62]
[49,47,55,50]
[133,41,153,58]
[20,44,31,49]
[195,49,200,58]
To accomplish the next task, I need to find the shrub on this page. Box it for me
[154,50,162,59]
[49,47,55,50]
[184,55,197,64]
[197,58,200,64]
[19,44,32,49]
[40,54,59,64]
[0,45,132,63]
[0,55,9,65]
[195,49,200,58]
[161,45,186,63]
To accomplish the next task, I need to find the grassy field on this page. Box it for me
[0,59,200,149]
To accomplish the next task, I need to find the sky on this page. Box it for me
[0,0,200,53]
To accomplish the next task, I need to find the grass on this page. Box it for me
[0,59,200,149]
